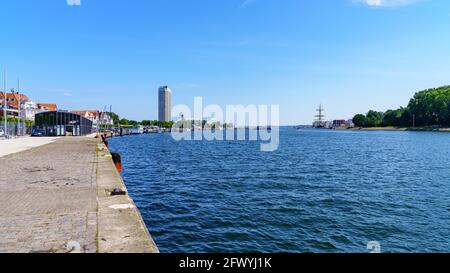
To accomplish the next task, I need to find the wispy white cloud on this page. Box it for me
[240,0,258,8]
[353,0,422,7]
[67,0,81,6]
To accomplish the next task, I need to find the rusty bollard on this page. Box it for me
[110,188,127,196]
[111,152,122,173]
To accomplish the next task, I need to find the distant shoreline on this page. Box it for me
[335,127,450,132]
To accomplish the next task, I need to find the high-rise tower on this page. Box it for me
[158,86,172,122]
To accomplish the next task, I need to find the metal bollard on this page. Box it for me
[111,152,123,173]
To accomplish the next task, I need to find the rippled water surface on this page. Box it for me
[108,128,450,253]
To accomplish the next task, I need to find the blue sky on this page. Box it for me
[1,0,450,125]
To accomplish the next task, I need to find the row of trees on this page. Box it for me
[353,86,450,128]
[107,114,175,128]
[141,120,175,128]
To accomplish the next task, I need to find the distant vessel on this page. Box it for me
[313,104,327,128]
[123,126,144,135]
[294,125,312,130]
[255,126,272,131]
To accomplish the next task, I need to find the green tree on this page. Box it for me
[365,110,384,127]
[356,86,450,128]
[353,114,367,127]
[106,112,120,125]
[159,121,175,128]
[141,120,152,126]
[407,86,450,127]
[128,120,139,127]
[119,118,130,126]
[383,109,403,127]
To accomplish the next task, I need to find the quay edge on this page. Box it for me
[96,139,159,253]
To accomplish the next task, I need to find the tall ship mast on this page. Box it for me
[313,104,326,128]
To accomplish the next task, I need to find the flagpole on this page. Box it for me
[3,70,7,137]
[17,78,21,136]
[109,105,112,131]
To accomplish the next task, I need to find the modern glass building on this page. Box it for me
[34,111,93,136]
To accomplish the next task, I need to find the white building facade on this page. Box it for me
[24,101,39,121]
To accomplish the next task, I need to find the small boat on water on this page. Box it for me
[256,126,272,131]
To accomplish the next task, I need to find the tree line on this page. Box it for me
[119,119,174,128]
[105,113,175,128]
[353,86,450,128]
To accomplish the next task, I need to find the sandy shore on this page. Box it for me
[0,137,57,158]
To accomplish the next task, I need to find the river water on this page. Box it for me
[108,128,450,253]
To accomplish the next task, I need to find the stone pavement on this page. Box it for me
[96,141,159,253]
[0,137,98,253]
[0,136,158,253]
[0,137,57,158]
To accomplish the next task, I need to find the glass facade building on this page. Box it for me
[34,111,93,136]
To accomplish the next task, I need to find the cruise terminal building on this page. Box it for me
[34,111,93,136]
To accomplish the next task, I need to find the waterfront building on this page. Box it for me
[205,117,223,129]
[70,110,98,128]
[0,91,29,118]
[333,120,347,128]
[22,102,58,121]
[24,101,39,120]
[347,119,355,128]
[70,110,100,125]
[70,110,113,130]
[173,117,227,131]
[158,86,172,122]
[37,103,58,112]
[99,112,114,126]
[0,91,58,121]
[34,111,93,136]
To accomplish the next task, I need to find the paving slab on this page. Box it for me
[0,137,158,253]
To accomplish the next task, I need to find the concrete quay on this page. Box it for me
[0,137,58,158]
[0,136,158,253]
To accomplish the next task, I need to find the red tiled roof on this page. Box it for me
[37,103,58,111]
[70,110,100,117]
[0,92,29,109]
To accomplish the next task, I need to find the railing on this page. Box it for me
[0,122,32,138]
